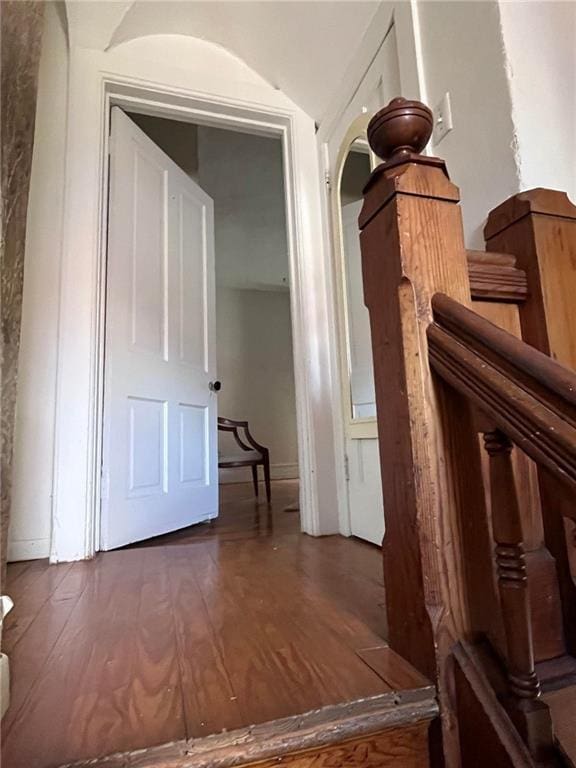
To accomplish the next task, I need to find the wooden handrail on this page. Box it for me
[427,292,568,755]
[428,293,576,506]
[431,293,576,416]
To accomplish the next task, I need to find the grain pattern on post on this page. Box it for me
[359,97,495,765]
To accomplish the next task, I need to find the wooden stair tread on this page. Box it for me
[60,688,438,768]
[537,654,576,692]
[356,645,431,690]
[543,684,576,765]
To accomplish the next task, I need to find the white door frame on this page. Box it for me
[50,44,338,561]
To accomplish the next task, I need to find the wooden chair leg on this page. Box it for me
[264,457,271,504]
[251,465,259,498]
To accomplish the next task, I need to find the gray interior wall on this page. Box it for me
[216,287,298,481]
[128,113,199,177]
[197,126,290,291]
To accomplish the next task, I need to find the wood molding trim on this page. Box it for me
[467,250,528,303]
[58,688,438,768]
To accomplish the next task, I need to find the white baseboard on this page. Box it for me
[219,462,299,485]
[7,537,50,562]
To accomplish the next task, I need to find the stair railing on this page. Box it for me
[358,97,575,766]
[428,291,576,756]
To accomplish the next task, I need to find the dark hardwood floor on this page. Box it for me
[1,480,393,768]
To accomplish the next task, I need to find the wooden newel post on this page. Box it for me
[358,98,493,759]
[485,190,576,655]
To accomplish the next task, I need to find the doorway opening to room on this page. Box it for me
[100,108,300,551]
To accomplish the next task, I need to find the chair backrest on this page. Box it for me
[217,418,268,455]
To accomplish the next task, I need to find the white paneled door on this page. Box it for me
[101,108,218,550]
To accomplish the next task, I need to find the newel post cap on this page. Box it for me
[367,97,433,162]
[360,97,458,229]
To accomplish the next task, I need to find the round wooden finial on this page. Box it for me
[367,97,433,162]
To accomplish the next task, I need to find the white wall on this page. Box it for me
[197,127,289,291]
[105,0,381,123]
[499,1,576,203]
[398,1,575,246]
[216,288,298,483]
[417,0,520,248]
[8,2,69,561]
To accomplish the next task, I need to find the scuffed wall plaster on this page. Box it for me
[1,1,45,580]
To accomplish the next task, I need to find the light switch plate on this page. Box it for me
[433,92,453,146]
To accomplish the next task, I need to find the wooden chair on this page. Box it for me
[217,417,271,503]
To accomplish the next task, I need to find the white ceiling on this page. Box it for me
[64,0,380,121]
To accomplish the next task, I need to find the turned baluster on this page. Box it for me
[483,429,554,759]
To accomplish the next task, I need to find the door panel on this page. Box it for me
[178,403,208,485]
[132,149,167,356]
[128,397,167,497]
[177,188,208,368]
[101,107,217,550]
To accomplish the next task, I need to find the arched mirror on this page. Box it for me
[330,119,384,545]
[340,140,374,421]
[336,132,377,425]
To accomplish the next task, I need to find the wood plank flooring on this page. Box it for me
[1,481,392,768]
